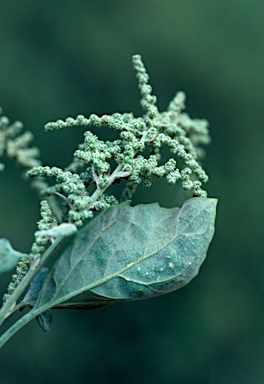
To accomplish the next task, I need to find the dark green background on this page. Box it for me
[0,1,263,383]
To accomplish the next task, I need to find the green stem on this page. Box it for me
[0,306,45,349]
[0,236,65,327]
[89,163,124,207]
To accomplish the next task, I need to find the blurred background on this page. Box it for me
[0,1,263,383]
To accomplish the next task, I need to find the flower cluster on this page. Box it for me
[2,256,30,303]
[2,200,58,303]
[0,107,40,172]
[27,55,210,227]
[29,200,58,259]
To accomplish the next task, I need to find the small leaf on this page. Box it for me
[38,223,77,238]
[35,198,217,310]
[21,268,53,332]
[21,268,49,306]
[0,238,26,274]
[36,310,52,333]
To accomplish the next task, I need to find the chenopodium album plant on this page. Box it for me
[0,55,217,348]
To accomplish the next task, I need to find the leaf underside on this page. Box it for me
[0,238,25,274]
[35,197,217,311]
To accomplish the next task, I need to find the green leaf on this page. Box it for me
[20,268,53,332]
[21,268,49,306]
[36,310,52,333]
[38,223,77,239]
[0,238,26,274]
[35,198,217,310]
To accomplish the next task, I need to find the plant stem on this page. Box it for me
[89,163,124,207]
[0,306,45,349]
[0,236,65,327]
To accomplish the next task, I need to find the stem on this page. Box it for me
[0,306,45,349]
[88,163,124,208]
[0,236,65,327]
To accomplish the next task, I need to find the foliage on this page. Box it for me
[0,55,217,349]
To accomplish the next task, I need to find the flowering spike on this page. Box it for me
[132,54,159,119]
[0,108,40,171]
[27,54,210,229]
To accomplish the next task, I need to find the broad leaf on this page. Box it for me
[0,238,26,274]
[35,198,217,310]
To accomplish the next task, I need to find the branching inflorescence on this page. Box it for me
[1,54,210,280]
[0,108,41,172]
[27,55,210,231]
